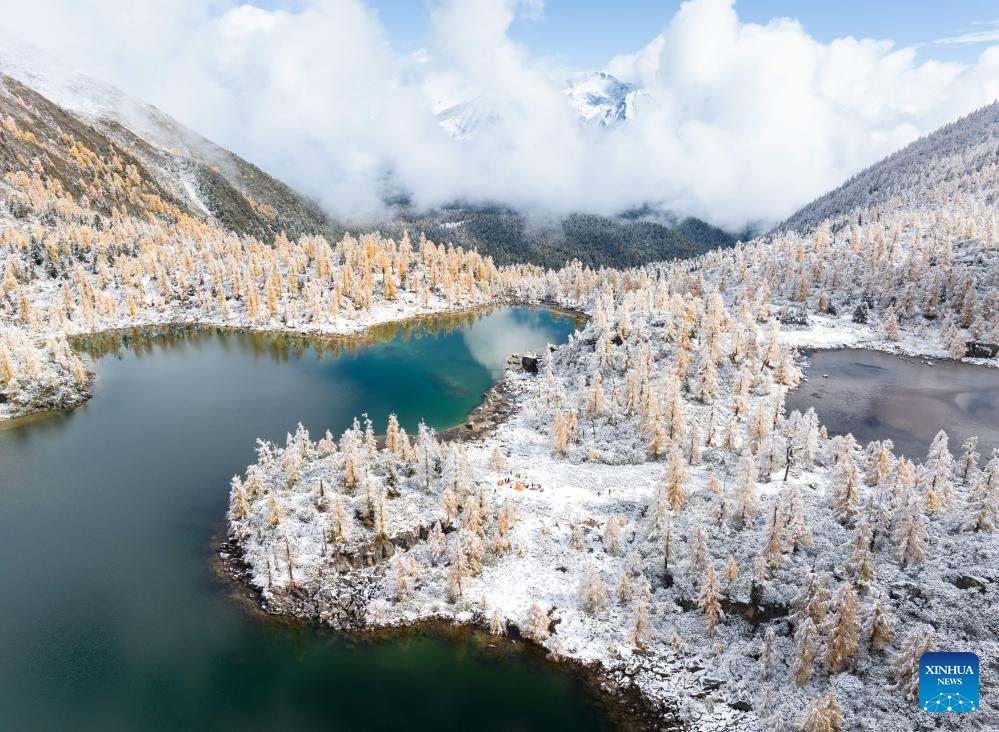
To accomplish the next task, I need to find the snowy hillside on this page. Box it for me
[782,101,999,232]
[229,207,999,731]
[0,34,333,240]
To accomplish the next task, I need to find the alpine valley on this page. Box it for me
[1,15,998,732]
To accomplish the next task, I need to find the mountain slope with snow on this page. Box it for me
[402,208,736,269]
[781,101,999,232]
[435,98,507,142]
[0,35,333,240]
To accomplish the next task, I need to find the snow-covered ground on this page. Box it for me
[230,283,999,731]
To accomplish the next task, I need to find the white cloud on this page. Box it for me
[2,0,999,231]
[934,29,999,45]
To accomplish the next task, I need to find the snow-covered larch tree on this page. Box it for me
[578,566,607,614]
[957,435,979,485]
[489,607,505,636]
[385,413,401,455]
[821,583,860,673]
[267,491,285,527]
[415,421,439,492]
[831,446,862,521]
[392,552,419,602]
[328,494,350,544]
[590,370,604,417]
[758,506,786,578]
[722,556,740,587]
[845,520,876,586]
[732,451,759,526]
[629,577,655,650]
[689,524,708,574]
[865,592,895,652]
[891,629,936,701]
[427,521,446,565]
[792,617,820,687]
[551,408,569,456]
[760,626,776,679]
[923,429,955,508]
[964,465,999,532]
[446,538,469,602]
[662,445,689,512]
[783,482,813,552]
[526,602,550,641]
[798,692,843,732]
[697,565,723,636]
[893,491,928,567]
[603,514,623,556]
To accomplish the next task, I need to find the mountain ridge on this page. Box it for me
[0,35,335,241]
[780,100,999,232]
[0,42,734,268]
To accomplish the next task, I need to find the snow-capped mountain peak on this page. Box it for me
[565,71,643,127]
[435,71,646,141]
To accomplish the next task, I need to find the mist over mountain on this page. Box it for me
[4,0,998,235]
[0,53,732,270]
[0,38,334,242]
[437,71,644,141]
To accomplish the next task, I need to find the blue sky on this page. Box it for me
[363,0,999,68]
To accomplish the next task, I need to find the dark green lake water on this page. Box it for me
[0,307,615,731]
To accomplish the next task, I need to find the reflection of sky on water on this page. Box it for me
[462,309,572,377]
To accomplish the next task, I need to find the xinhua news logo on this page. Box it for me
[919,651,979,713]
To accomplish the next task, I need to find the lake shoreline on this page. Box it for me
[214,350,686,731]
[206,313,679,731]
[1,297,588,423]
[213,527,675,732]
[778,312,999,369]
[1,305,604,729]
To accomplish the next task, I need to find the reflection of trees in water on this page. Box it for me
[72,308,584,366]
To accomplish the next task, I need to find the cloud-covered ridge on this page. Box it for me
[3,0,999,232]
